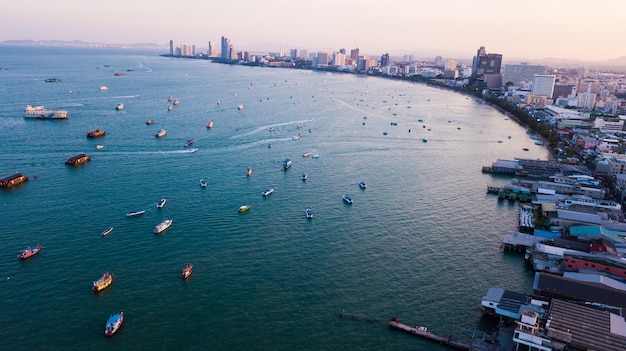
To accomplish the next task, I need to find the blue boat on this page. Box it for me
[306,208,313,219]
[283,159,292,169]
[104,311,124,336]
[343,195,353,204]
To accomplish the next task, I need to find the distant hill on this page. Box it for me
[2,39,166,51]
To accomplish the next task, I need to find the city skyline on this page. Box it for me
[3,0,626,62]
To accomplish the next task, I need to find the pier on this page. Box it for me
[388,317,472,350]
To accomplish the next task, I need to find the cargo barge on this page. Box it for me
[65,153,91,165]
[0,172,29,188]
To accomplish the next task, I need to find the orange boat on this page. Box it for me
[181,264,193,279]
[17,246,40,259]
[92,272,114,292]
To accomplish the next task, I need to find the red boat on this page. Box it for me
[181,264,193,279]
[17,246,40,259]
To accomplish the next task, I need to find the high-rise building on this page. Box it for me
[317,52,329,66]
[472,46,502,77]
[290,49,297,59]
[350,48,359,61]
[380,53,390,67]
[221,36,232,60]
[169,40,174,56]
[339,48,346,55]
[279,47,285,57]
[299,49,308,59]
[208,41,215,57]
[333,52,346,66]
[532,74,556,99]
[503,63,548,86]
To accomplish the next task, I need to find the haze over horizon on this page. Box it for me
[3,0,625,62]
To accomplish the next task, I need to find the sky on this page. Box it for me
[3,0,625,62]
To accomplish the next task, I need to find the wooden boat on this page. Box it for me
[104,311,124,336]
[184,140,194,148]
[65,153,91,165]
[92,272,114,292]
[101,227,113,236]
[126,210,145,217]
[87,129,105,138]
[17,246,40,259]
[181,264,193,279]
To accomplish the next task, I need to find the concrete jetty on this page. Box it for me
[388,317,472,351]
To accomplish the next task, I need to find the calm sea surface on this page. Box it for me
[0,46,549,350]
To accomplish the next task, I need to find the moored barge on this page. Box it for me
[24,105,68,119]
[0,172,29,188]
[65,153,91,165]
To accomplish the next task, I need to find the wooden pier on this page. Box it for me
[388,317,472,351]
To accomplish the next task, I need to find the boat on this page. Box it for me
[87,129,105,138]
[0,172,29,188]
[65,153,90,165]
[206,120,214,128]
[126,210,145,217]
[44,78,61,83]
[343,195,353,204]
[303,152,310,157]
[268,143,272,148]
[101,227,113,236]
[237,104,244,110]
[238,205,250,213]
[523,148,529,151]
[181,264,193,279]
[24,105,68,119]
[104,311,124,336]
[283,159,292,170]
[113,71,124,76]
[168,96,173,101]
[200,179,207,187]
[115,103,124,110]
[262,188,275,196]
[311,154,320,159]
[246,168,253,176]
[359,181,367,189]
[184,139,194,148]
[422,138,427,142]
[92,272,114,292]
[167,105,173,111]
[172,99,179,105]
[155,129,167,138]
[146,119,154,125]
[157,198,167,208]
[188,148,198,153]
[153,219,173,234]
[99,86,108,90]
[302,173,308,180]
[269,127,275,132]
[17,246,40,259]
[95,145,105,150]
[306,208,313,219]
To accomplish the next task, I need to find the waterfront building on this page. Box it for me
[380,53,390,67]
[299,49,308,59]
[220,36,233,60]
[208,41,215,57]
[332,52,345,66]
[444,60,456,70]
[169,40,174,56]
[472,46,502,76]
[503,63,547,87]
[290,49,297,59]
[531,74,556,101]
[316,52,329,67]
[350,48,359,61]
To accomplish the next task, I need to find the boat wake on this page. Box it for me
[231,119,310,139]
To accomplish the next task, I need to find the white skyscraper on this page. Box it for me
[532,74,556,98]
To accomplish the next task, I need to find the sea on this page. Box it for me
[0,45,549,350]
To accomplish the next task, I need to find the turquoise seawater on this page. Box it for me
[0,46,549,350]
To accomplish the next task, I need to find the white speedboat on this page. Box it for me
[200,179,207,187]
[157,198,166,208]
[306,208,313,219]
[302,173,308,180]
[359,181,367,189]
[283,159,292,170]
[153,219,173,234]
[262,188,275,196]
[343,195,353,204]
[155,129,167,137]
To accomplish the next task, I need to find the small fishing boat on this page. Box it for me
[115,103,124,111]
[302,173,308,180]
[237,104,244,110]
[126,210,145,217]
[188,148,198,153]
[262,188,275,196]
[268,143,272,148]
[184,139,194,148]
[153,219,173,234]
[146,119,154,125]
[206,120,214,128]
[17,246,40,259]
[238,205,250,213]
[101,227,114,236]
[246,168,253,176]
[155,129,167,138]
[167,105,173,111]
[181,264,193,279]
[200,179,207,187]
[157,198,166,208]
[95,145,105,150]
[283,159,292,170]
[168,96,173,101]
[343,195,353,204]
[303,152,310,157]
[104,311,124,336]
[306,208,313,219]
[359,181,367,189]
[92,272,114,292]
[523,148,529,151]
[172,99,180,105]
